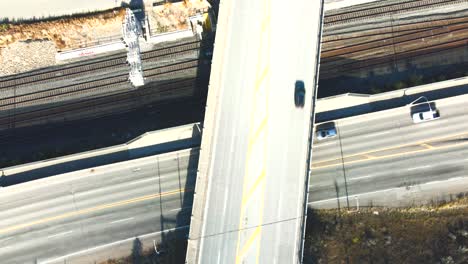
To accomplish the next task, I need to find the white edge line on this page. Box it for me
[39,226,189,264]
[407,165,431,171]
[349,175,373,181]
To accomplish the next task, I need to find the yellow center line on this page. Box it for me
[241,169,266,207]
[254,66,270,91]
[0,188,189,235]
[236,225,262,262]
[249,116,268,147]
[312,140,468,169]
[362,154,375,159]
[312,131,468,166]
[235,0,270,261]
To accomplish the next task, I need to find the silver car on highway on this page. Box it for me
[316,128,337,140]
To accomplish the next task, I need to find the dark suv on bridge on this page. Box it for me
[294,80,306,107]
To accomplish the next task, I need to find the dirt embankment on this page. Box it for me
[0,9,125,50]
[304,197,468,264]
[0,9,125,76]
[149,0,210,34]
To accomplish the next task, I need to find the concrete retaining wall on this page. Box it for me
[315,76,468,122]
[147,28,194,44]
[56,42,126,61]
[0,123,201,186]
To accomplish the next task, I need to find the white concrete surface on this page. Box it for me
[0,0,131,20]
[56,42,126,61]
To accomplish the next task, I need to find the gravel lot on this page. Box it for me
[0,40,56,76]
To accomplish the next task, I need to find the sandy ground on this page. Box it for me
[0,9,125,50]
[0,8,126,76]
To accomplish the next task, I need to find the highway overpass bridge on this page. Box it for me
[186,0,325,263]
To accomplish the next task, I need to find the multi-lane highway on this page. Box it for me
[309,94,468,208]
[0,93,466,262]
[0,148,198,263]
[187,0,324,263]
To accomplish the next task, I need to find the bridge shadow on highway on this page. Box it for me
[152,29,215,264]
[130,30,215,263]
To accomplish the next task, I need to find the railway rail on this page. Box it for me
[0,59,200,112]
[0,77,199,132]
[320,14,468,79]
[0,40,202,89]
[324,0,467,26]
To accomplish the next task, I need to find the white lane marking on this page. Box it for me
[110,217,134,224]
[349,175,373,181]
[39,226,189,264]
[47,230,73,239]
[0,237,12,243]
[129,176,167,185]
[132,168,141,172]
[169,206,192,212]
[407,165,431,171]
[343,127,360,133]
[371,130,391,136]
[0,246,11,250]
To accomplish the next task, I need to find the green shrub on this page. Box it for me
[408,74,423,86]
[392,81,407,90]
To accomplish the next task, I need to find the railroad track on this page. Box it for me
[0,40,202,89]
[322,21,468,62]
[319,13,468,79]
[0,78,198,132]
[321,37,468,79]
[322,16,468,45]
[324,0,467,26]
[0,59,200,112]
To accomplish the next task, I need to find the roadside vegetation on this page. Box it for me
[303,195,468,264]
[101,196,468,264]
[100,232,187,264]
[368,68,468,95]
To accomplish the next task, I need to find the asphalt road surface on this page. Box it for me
[0,148,198,264]
[309,94,468,207]
[194,0,324,263]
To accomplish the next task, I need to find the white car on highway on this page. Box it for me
[412,110,440,123]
